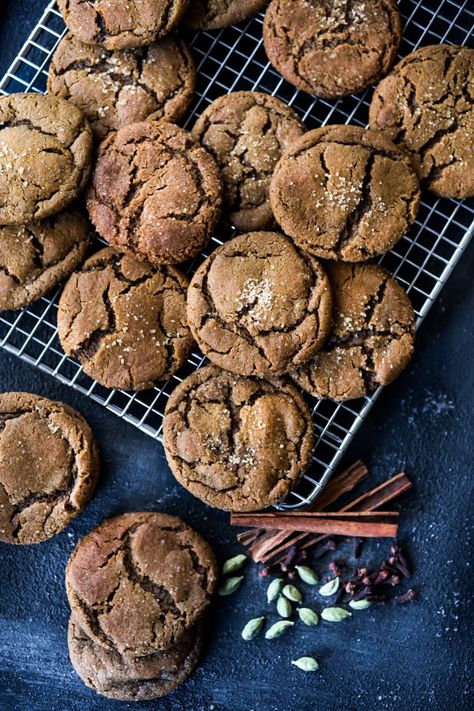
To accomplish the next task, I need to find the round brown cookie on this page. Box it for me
[192,91,305,231]
[184,0,266,30]
[163,366,314,511]
[0,392,99,545]
[57,247,194,391]
[0,210,91,311]
[56,0,190,51]
[68,616,203,701]
[187,231,332,377]
[87,121,222,265]
[292,263,416,401]
[263,0,401,99]
[369,44,474,199]
[48,33,196,141]
[269,125,420,262]
[0,93,92,225]
[66,512,218,655]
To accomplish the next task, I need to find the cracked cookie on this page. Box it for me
[0,209,91,311]
[263,0,401,99]
[65,512,218,655]
[57,247,194,391]
[163,365,314,511]
[48,33,196,141]
[56,0,190,50]
[0,392,99,545]
[68,616,203,701]
[184,0,266,30]
[369,44,474,199]
[269,125,420,262]
[192,91,305,231]
[87,120,222,265]
[187,231,332,377]
[0,93,93,225]
[292,263,416,401]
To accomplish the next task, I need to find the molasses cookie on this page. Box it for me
[68,617,203,701]
[263,0,401,98]
[0,210,90,311]
[192,91,304,230]
[87,121,222,265]
[48,33,196,141]
[0,392,99,545]
[163,366,314,511]
[56,0,190,50]
[369,44,474,199]
[57,247,194,391]
[270,125,420,262]
[184,0,266,30]
[66,512,218,655]
[0,93,92,225]
[292,263,416,401]
[187,231,332,376]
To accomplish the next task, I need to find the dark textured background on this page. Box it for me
[0,2,473,710]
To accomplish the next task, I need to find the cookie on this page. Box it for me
[56,0,190,50]
[192,91,304,231]
[187,231,332,377]
[0,210,90,311]
[270,125,420,262]
[0,93,92,225]
[66,512,218,655]
[292,263,416,401]
[87,121,222,265]
[48,33,196,141]
[57,247,194,391]
[184,0,266,30]
[0,392,99,545]
[369,44,474,199]
[163,365,314,511]
[68,616,203,701]
[263,0,401,99]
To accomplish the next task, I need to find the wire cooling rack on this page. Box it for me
[0,1,473,510]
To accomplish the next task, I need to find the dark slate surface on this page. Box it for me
[0,2,473,710]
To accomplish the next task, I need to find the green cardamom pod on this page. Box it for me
[241,616,265,640]
[291,656,319,672]
[264,620,294,639]
[222,554,247,576]
[349,599,372,610]
[282,584,302,603]
[298,607,319,626]
[321,607,352,622]
[217,575,244,596]
[276,595,292,618]
[319,576,340,597]
[295,565,319,585]
[266,577,284,603]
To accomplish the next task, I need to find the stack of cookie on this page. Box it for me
[65,512,218,701]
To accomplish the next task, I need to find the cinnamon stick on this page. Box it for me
[248,472,412,563]
[232,512,399,538]
[241,459,368,561]
[308,459,369,511]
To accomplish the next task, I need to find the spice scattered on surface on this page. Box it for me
[266,578,284,603]
[297,608,319,626]
[276,595,292,618]
[265,620,294,639]
[321,607,352,622]
[222,553,247,576]
[291,656,319,672]
[217,576,244,596]
[241,617,265,641]
[319,577,340,597]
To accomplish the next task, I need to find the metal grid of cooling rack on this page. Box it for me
[0,1,473,510]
